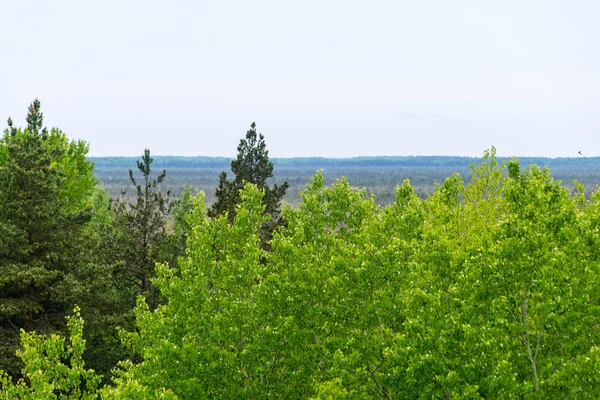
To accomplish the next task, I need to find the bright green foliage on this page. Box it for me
[4,145,600,398]
[165,185,196,268]
[309,378,352,399]
[113,176,412,398]
[0,307,101,399]
[386,151,509,398]
[266,172,395,398]
[0,100,96,377]
[485,160,600,397]
[385,151,600,398]
[100,361,177,400]
[208,122,288,245]
[52,136,97,213]
[112,149,600,398]
[114,186,272,398]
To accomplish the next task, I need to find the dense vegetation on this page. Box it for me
[2,101,600,398]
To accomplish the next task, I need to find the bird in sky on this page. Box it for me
[578,151,583,156]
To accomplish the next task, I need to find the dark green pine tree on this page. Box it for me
[209,122,288,243]
[111,148,175,310]
[0,100,92,377]
[25,98,47,135]
[80,150,178,379]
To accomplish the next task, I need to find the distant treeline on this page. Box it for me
[92,155,600,205]
[91,155,600,169]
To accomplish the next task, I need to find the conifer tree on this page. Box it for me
[209,122,288,242]
[25,98,47,135]
[111,149,175,309]
[0,99,95,377]
[80,150,178,378]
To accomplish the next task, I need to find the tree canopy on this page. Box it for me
[209,122,288,226]
[0,99,97,377]
[2,148,593,398]
[2,103,600,398]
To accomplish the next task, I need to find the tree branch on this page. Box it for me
[521,289,539,392]
[367,359,391,400]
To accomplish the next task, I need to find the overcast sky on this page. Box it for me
[1,0,599,158]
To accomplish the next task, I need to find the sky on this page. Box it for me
[1,0,599,158]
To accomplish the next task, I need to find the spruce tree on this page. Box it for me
[209,122,288,242]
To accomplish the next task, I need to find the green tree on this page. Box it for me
[112,186,270,398]
[5,147,600,398]
[76,187,137,380]
[164,185,196,268]
[111,177,405,398]
[0,100,96,378]
[77,150,177,380]
[385,153,600,398]
[208,122,288,244]
[0,308,101,399]
[111,148,175,310]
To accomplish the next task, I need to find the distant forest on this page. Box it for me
[92,155,600,205]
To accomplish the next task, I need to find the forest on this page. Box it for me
[2,101,600,399]
[92,154,600,206]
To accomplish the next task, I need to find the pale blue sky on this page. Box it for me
[1,0,599,157]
